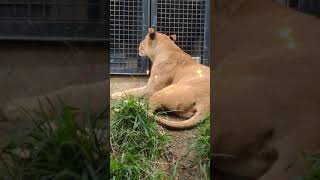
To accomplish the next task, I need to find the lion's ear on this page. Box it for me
[148,27,156,40]
[169,34,177,42]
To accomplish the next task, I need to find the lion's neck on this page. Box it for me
[150,49,195,67]
[149,42,183,62]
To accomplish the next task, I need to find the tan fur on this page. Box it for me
[111,28,210,129]
[213,0,320,179]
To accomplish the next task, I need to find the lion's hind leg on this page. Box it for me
[149,84,196,119]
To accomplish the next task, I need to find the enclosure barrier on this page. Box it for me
[110,0,210,75]
[0,0,106,41]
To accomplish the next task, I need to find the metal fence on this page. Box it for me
[0,0,106,41]
[110,0,149,74]
[110,0,210,74]
[277,0,320,15]
[151,0,210,65]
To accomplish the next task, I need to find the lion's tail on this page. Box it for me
[151,106,206,129]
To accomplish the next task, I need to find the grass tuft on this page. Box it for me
[110,95,170,179]
[191,113,210,179]
[0,100,109,180]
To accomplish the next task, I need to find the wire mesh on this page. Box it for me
[109,0,209,74]
[154,0,209,65]
[0,0,106,41]
[110,0,149,74]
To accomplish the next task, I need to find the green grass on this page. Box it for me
[110,95,170,179]
[0,100,109,180]
[191,113,210,179]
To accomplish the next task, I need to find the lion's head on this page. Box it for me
[138,27,177,59]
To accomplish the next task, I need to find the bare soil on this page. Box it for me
[156,116,207,180]
[163,128,201,180]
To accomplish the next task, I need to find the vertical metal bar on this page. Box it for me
[28,1,31,18]
[101,0,105,21]
[144,0,151,74]
[150,0,157,28]
[169,0,171,33]
[105,0,109,76]
[110,0,114,73]
[122,1,125,72]
[195,0,198,60]
[43,0,47,36]
[13,2,17,18]
[71,0,74,21]
[112,0,115,71]
[204,0,210,65]
[43,0,45,19]
[126,1,130,71]
[55,0,58,20]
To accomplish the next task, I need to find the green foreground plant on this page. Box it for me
[191,113,210,179]
[300,153,320,180]
[110,95,170,179]
[0,101,109,180]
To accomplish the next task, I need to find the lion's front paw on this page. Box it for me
[111,92,125,100]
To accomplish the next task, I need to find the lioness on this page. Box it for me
[213,0,320,179]
[111,28,210,129]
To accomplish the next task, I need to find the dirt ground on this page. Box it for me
[163,127,203,180]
